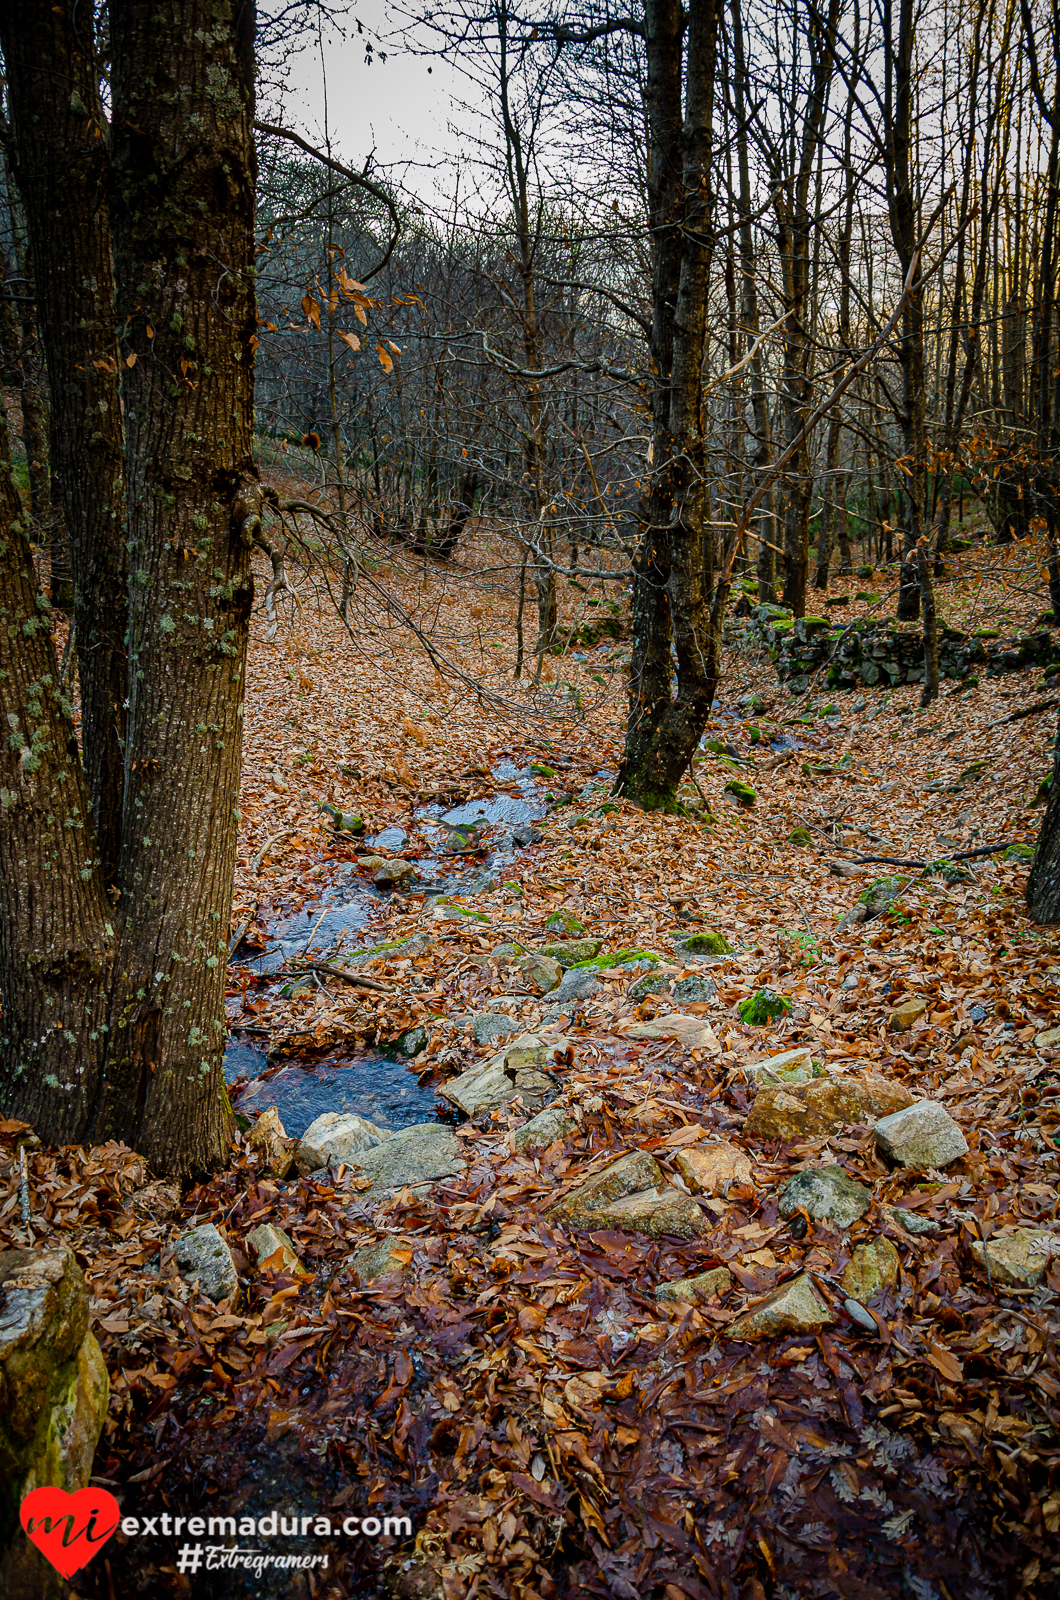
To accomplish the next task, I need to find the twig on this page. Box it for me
[828,841,1017,869]
[290,962,393,994]
[299,906,331,959]
[253,829,291,874]
[983,694,1060,729]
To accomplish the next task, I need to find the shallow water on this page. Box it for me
[226,1049,450,1136]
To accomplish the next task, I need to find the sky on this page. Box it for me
[272,2,478,208]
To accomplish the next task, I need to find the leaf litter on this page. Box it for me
[3,521,1060,1599]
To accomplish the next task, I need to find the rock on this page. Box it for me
[296,1111,390,1175]
[629,971,672,1000]
[777,1165,871,1228]
[728,1273,835,1340]
[472,1011,519,1047]
[545,1153,708,1239]
[358,854,387,872]
[621,1013,721,1053]
[373,859,416,889]
[970,1229,1060,1288]
[245,1224,300,1273]
[511,824,542,848]
[674,930,734,958]
[889,995,929,1031]
[442,1033,569,1116]
[247,1105,297,1178]
[581,1186,707,1240]
[173,1224,239,1304]
[491,941,525,963]
[881,1204,939,1237]
[344,933,434,968]
[738,988,792,1025]
[656,1267,732,1304]
[396,1025,430,1058]
[844,1298,879,1333]
[517,952,563,994]
[724,779,757,806]
[841,1237,900,1300]
[549,967,601,1006]
[347,1237,415,1284]
[545,909,586,936]
[512,1105,576,1152]
[675,1141,753,1195]
[874,1101,969,1168]
[740,1046,815,1086]
[788,827,813,845]
[540,938,602,965]
[348,1123,465,1195]
[744,1074,915,1142]
[1036,1024,1060,1048]
[672,974,717,1004]
[0,1248,110,1600]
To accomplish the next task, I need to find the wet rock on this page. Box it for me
[357,854,387,873]
[889,995,929,1031]
[395,1025,430,1058]
[738,988,792,1025]
[970,1229,1060,1288]
[777,1165,871,1228]
[373,859,416,890]
[672,974,717,1004]
[296,1111,390,1175]
[656,1267,732,1304]
[675,1141,753,1195]
[348,1123,465,1196]
[512,1105,576,1152]
[518,952,562,994]
[841,1237,900,1300]
[247,1105,298,1179]
[344,933,434,969]
[874,1101,969,1168]
[745,1073,914,1142]
[442,1033,568,1116]
[0,1248,109,1600]
[245,1224,300,1273]
[740,1046,815,1086]
[346,1236,415,1284]
[472,1012,519,1048]
[728,1273,834,1340]
[173,1224,239,1304]
[540,938,602,965]
[511,824,543,848]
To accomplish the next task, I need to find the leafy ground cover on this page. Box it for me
[2,523,1059,1600]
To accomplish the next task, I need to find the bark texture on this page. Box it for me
[88,0,260,1172]
[1,2,129,885]
[1028,711,1060,922]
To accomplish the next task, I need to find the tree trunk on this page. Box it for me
[86,0,260,1173]
[0,453,113,1142]
[916,540,939,706]
[1028,709,1060,921]
[1,0,129,886]
[617,0,723,805]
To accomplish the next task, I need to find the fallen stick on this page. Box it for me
[828,840,1019,870]
[291,962,393,993]
[984,694,1060,729]
[253,828,291,873]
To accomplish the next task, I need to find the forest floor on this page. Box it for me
[2,501,1059,1600]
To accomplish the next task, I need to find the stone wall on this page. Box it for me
[749,604,1060,694]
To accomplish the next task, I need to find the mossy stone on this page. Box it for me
[545,909,586,937]
[738,988,792,1026]
[675,930,734,956]
[724,779,757,806]
[788,827,813,846]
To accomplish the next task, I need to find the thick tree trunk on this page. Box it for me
[0,457,113,1141]
[2,1,129,886]
[88,0,260,1173]
[9,244,51,540]
[1028,710,1060,921]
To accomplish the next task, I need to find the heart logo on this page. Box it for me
[20,1486,121,1579]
